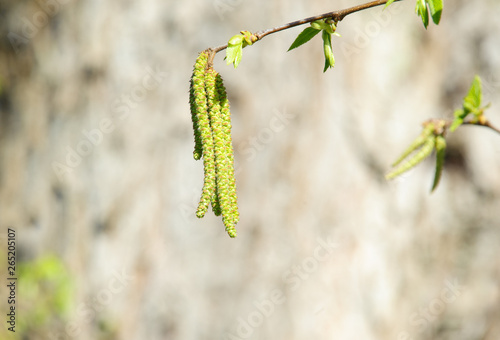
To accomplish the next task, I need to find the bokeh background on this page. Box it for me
[1,0,499,339]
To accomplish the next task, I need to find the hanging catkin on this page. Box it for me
[189,52,208,161]
[215,73,239,227]
[191,52,216,219]
[190,50,239,238]
[205,67,224,218]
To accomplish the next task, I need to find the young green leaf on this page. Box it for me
[226,44,243,68]
[322,30,335,72]
[426,0,443,25]
[449,113,464,132]
[464,75,482,110]
[416,0,429,29]
[228,34,244,47]
[450,76,484,132]
[431,135,446,192]
[384,0,397,9]
[288,27,321,52]
[226,34,244,68]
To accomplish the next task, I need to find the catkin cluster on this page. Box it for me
[190,51,239,238]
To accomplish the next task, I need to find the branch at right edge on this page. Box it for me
[461,120,500,135]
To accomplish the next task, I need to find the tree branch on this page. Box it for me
[425,118,500,136]
[211,0,404,54]
[461,120,500,135]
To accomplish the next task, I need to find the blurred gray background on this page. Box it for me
[1,0,499,339]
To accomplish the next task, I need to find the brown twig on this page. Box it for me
[212,0,403,54]
[426,118,500,136]
[461,120,500,135]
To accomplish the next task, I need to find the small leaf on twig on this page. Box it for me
[464,75,482,111]
[322,30,335,72]
[431,135,446,192]
[416,0,429,29]
[449,110,465,132]
[450,76,485,132]
[288,27,321,52]
[384,0,397,9]
[226,34,244,68]
[427,0,443,25]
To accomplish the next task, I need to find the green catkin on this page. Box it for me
[215,73,239,226]
[193,52,217,219]
[386,136,435,180]
[189,78,203,160]
[204,67,223,217]
[190,52,209,161]
[431,135,446,192]
[190,51,238,237]
[206,68,237,237]
[391,123,434,167]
